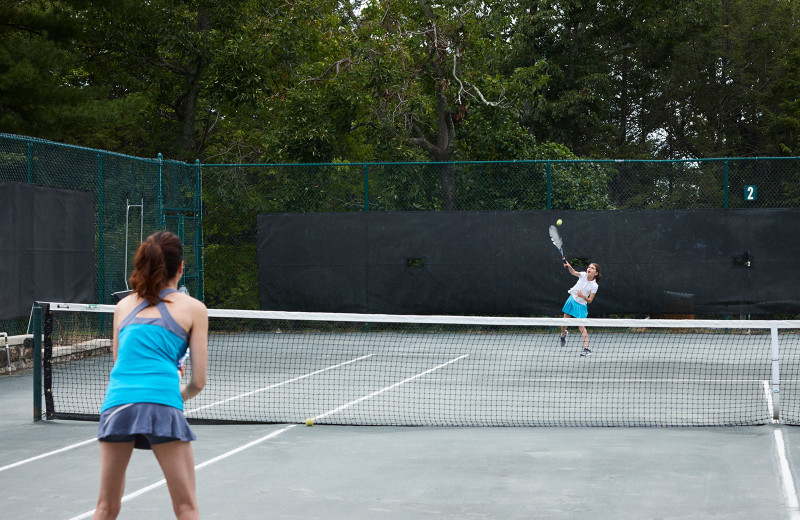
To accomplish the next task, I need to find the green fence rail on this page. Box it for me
[2,133,799,326]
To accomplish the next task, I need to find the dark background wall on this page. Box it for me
[258,209,799,316]
[0,182,94,320]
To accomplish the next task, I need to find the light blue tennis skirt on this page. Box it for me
[98,402,195,450]
[561,296,588,319]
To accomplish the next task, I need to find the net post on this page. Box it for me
[43,303,54,420]
[32,303,42,422]
[771,326,780,422]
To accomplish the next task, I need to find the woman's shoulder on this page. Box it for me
[174,292,208,315]
[114,293,141,316]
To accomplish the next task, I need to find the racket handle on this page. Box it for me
[178,349,190,369]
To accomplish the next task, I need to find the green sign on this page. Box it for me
[744,185,757,201]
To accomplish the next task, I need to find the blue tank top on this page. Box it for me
[101,289,190,412]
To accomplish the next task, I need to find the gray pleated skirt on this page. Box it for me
[98,402,196,450]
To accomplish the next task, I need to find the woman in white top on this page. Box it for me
[559,261,601,356]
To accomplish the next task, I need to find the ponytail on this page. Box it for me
[590,262,602,283]
[129,231,183,304]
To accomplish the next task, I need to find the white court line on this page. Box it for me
[4,356,373,472]
[774,428,800,520]
[0,438,97,473]
[65,425,297,520]
[65,355,469,518]
[185,354,374,415]
[314,354,470,420]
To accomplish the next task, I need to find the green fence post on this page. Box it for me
[158,153,164,228]
[97,153,105,304]
[27,140,34,183]
[363,164,369,211]
[32,303,41,422]
[546,161,552,210]
[195,159,204,301]
[723,159,729,209]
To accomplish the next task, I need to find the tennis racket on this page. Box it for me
[178,350,190,370]
[548,225,566,265]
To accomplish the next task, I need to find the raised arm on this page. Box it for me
[564,261,580,277]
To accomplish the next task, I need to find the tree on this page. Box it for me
[75,0,255,159]
[643,0,797,158]
[330,0,548,209]
[0,0,119,142]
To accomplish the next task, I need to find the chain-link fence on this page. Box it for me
[0,134,201,335]
[2,133,799,327]
[201,157,800,309]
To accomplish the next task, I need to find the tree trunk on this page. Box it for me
[437,163,458,210]
[174,8,210,158]
[431,87,458,210]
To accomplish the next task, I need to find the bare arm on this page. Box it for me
[181,300,208,401]
[111,307,122,363]
[111,295,138,362]
[564,261,580,277]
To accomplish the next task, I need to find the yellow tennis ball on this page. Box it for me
[305,418,314,426]
[556,219,563,226]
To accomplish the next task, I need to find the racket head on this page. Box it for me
[548,225,564,258]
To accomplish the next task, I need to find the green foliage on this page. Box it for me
[0,0,119,141]
[6,0,800,310]
[203,243,259,309]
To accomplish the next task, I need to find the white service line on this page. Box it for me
[65,425,297,520]
[5,355,375,472]
[63,355,469,518]
[314,354,470,420]
[774,428,800,520]
[185,354,374,415]
[0,438,97,473]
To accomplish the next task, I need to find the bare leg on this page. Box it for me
[561,313,570,337]
[151,441,199,520]
[579,325,589,349]
[93,441,135,520]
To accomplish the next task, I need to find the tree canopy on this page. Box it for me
[5,0,798,163]
[4,0,799,217]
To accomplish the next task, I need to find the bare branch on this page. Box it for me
[298,57,354,84]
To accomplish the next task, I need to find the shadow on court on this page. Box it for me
[2,370,800,520]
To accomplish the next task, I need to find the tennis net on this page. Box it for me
[35,302,800,427]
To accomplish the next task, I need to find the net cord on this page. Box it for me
[40,303,800,330]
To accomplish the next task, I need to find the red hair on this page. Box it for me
[129,231,183,304]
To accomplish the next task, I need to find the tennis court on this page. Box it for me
[2,305,800,518]
[3,369,800,519]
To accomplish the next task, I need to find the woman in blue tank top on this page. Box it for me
[93,231,208,520]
